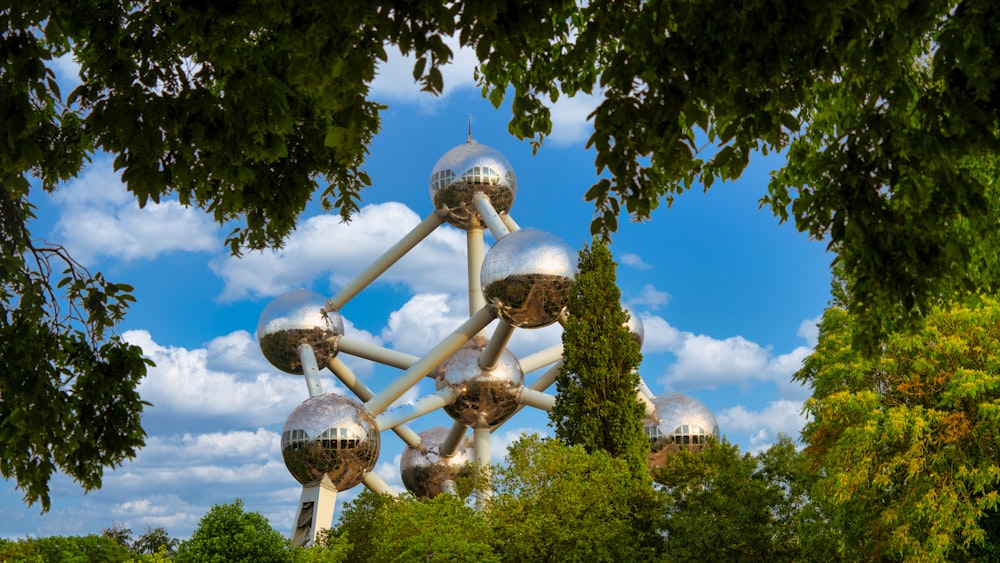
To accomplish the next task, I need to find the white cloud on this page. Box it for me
[546,92,601,147]
[508,323,563,364]
[373,454,404,493]
[716,400,807,451]
[205,330,271,373]
[619,253,652,270]
[124,330,343,426]
[50,52,82,91]
[665,333,772,388]
[370,37,597,147]
[212,202,467,302]
[51,160,218,264]
[637,313,683,353]
[491,427,552,464]
[370,36,478,107]
[797,316,821,347]
[381,293,471,355]
[636,313,814,395]
[628,284,670,310]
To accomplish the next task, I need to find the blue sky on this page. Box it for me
[1,42,832,540]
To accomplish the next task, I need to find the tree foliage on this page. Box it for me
[327,489,495,563]
[6,0,1000,505]
[654,436,850,562]
[551,239,647,474]
[475,0,1000,349]
[174,498,292,563]
[0,534,133,562]
[798,301,1000,561]
[487,435,664,562]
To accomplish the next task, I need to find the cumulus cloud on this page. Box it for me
[381,293,471,355]
[619,253,652,270]
[212,202,467,302]
[491,427,552,464]
[50,52,82,91]
[373,454,405,493]
[50,160,218,264]
[546,92,601,147]
[637,313,814,396]
[370,36,478,107]
[637,313,683,353]
[628,284,671,310]
[797,316,821,347]
[716,400,807,451]
[125,330,343,426]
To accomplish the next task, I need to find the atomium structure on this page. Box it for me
[255,135,723,546]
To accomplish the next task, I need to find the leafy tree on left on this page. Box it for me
[0,0,473,510]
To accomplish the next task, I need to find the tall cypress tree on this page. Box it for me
[550,239,648,475]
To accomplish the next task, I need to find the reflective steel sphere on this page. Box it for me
[400,427,473,498]
[434,336,524,427]
[624,306,644,349]
[429,140,517,230]
[258,289,343,374]
[281,393,380,489]
[644,393,721,463]
[481,228,576,328]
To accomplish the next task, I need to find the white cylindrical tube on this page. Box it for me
[327,210,444,310]
[365,307,495,415]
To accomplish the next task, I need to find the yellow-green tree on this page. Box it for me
[798,302,1000,561]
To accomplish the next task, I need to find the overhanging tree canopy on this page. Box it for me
[4,0,998,507]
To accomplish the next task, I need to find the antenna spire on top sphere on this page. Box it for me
[468,114,473,143]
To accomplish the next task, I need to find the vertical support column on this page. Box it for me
[290,477,337,547]
[467,226,486,315]
[473,424,492,511]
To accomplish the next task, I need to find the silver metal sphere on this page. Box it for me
[481,228,576,329]
[258,289,343,375]
[400,427,473,498]
[281,393,380,489]
[429,140,517,230]
[644,393,721,461]
[624,306,644,349]
[434,336,524,427]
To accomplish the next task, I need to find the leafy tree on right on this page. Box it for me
[798,299,1000,561]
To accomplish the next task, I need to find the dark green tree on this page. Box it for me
[550,239,647,474]
[175,499,292,563]
[132,526,180,556]
[654,437,849,562]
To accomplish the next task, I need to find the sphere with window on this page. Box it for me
[644,393,721,467]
